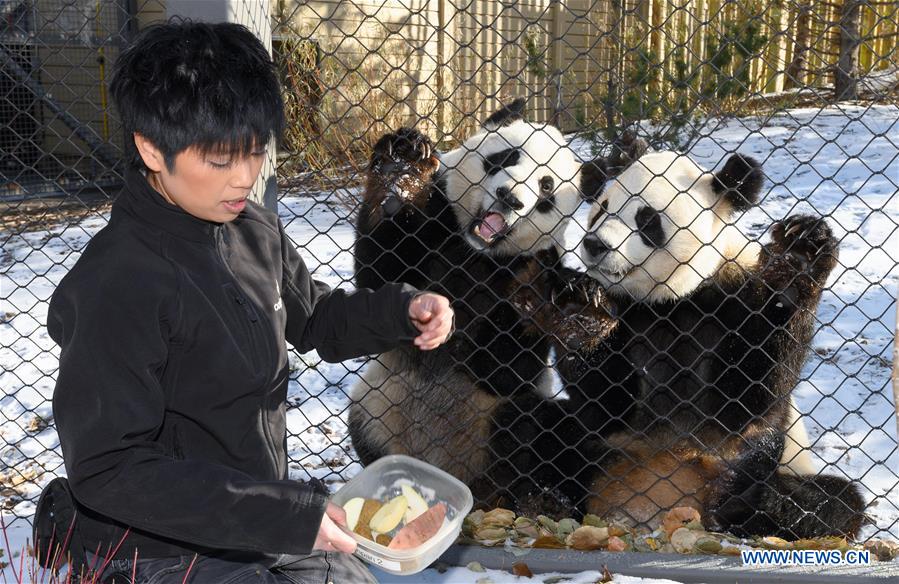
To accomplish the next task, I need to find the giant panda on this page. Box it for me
[561,148,866,538]
[348,100,616,512]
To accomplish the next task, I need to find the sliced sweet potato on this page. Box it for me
[388,503,447,550]
[353,499,382,540]
[376,533,393,547]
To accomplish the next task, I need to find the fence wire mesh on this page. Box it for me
[1,0,898,562]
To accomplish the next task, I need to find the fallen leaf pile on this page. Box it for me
[458,506,899,562]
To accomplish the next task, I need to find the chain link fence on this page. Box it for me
[1,0,898,564]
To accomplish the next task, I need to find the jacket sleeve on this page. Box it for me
[279,221,422,362]
[48,268,328,555]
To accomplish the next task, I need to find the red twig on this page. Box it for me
[1,515,20,584]
[131,548,138,584]
[39,523,56,582]
[180,553,198,584]
[29,537,36,584]
[84,540,104,583]
[16,546,25,584]
[52,516,77,576]
[91,528,131,584]
[47,546,63,582]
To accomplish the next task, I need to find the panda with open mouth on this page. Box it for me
[557,143,866,539]
[348,100,616,513]
[449,115,575,256]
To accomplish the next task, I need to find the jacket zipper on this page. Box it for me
[214,226,282,477]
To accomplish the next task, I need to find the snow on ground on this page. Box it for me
[0,104,897,583]
[371,565,684,584]
[0,514,680,584]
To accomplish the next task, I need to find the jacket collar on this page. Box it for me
[114,169,220,244]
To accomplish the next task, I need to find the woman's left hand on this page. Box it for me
[408,293,454,350]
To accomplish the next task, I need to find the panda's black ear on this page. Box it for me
[483,98,526,130]
[578,132,648,202]
[579,158,608,202]
[712,154,763,212]
[607,131,649,176]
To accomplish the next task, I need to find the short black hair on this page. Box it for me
[110,20,285,171]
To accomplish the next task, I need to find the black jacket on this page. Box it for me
[47,171,420,560]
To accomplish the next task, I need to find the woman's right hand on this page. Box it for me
[313,502,358,553]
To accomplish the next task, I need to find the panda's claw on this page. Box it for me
[784,222,804,240]
[370,128,440,186]
[768,214,839,284]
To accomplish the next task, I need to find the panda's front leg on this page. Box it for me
[512,265,618,357]
[706,431,866,539]
[710,216,834,437]
[729,214,840,413]
[360,127,440,227]
[510,266,632,434]
[760,214,839,316]
[539,268,621,410]
[355,128,441,290]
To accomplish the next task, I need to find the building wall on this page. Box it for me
[24,0,131,172]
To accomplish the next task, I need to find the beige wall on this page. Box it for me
[137,0,167,28]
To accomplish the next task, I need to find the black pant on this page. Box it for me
[93,551,378,584]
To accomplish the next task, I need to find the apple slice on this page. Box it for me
[389,503,447,550]
[342,497,366,531]
[369,495,407,534]
[402,485,429,524]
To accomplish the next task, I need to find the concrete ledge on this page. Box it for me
[436,544,899,583]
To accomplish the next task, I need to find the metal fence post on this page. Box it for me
[165,0,277,211]
[894,289,899,440]
[836,0,862,100]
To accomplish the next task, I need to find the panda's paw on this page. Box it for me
[554,313,617,353]
[547,274,618,352]
[552,271,612,316]
[369,128,438,176]
[770,215,839,282]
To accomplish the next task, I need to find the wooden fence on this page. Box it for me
[616,0,898,97]
[272,0,898,171]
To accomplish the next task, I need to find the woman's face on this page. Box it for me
[136,134,266,223]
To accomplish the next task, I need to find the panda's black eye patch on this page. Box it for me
[483,148,521,176]
[636,206,665,247]
[536,196,555,213]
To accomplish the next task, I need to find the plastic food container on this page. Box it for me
[330,454,473,575]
